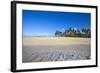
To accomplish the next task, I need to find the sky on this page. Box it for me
[22,10,91,36]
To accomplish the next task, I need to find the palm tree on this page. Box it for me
[87,28,91,37]
[81,28,91,37]
[63,29,69,36]
[55,31,63,37]
[67,27,77,37]
[82,28,87,34]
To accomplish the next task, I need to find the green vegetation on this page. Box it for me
[55,27,91,38]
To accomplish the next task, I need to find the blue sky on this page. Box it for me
[22,10,91,36]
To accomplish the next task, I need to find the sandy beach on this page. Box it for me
[22,37,91,63]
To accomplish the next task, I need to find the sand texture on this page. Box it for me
[22,37,91,63]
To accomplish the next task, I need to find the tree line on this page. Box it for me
[55,27,91,38]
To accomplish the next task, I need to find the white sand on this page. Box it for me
[22,37,91,63]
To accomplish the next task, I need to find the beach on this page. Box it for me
[22,37,91,63]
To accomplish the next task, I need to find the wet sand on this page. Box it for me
[22,37,91,63]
